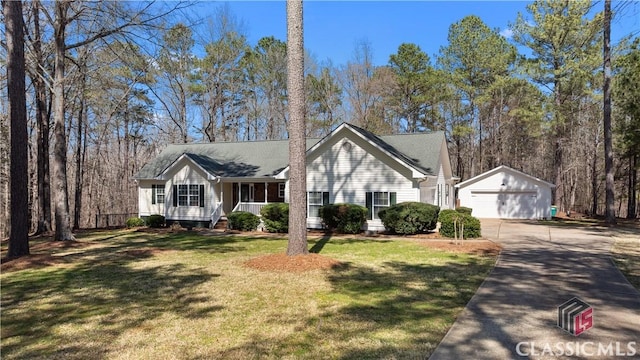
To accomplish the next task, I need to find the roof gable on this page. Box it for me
[455,165,556,189]
[276,123,443,179]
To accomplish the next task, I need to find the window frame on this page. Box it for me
[174,184,204,207]
[178,185,189,206]
[278,183,286,198]
[307,191,329,218]
[366,191,396,220]
[152,184,165,205]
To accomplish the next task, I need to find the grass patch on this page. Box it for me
[611,237,640,291]
[1,230,497,359]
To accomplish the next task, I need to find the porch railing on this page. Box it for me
[211,202,223,227]
[232,202,269,216]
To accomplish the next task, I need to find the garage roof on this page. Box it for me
[455,165,556,189]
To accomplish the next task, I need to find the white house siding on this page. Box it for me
[306,134,420,230]
[457,168,553,219]
[138,180,165,217]
[166,160,216,221]
[419,177,437,206]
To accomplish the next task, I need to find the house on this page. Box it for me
[134,123,457,231]
[455,165,555,220]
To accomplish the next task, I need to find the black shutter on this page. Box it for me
[152,185,156,205]
[173,185,178,207]
[366,192,373,220]
[390,192,397,206]
[323,192,330,205]
[199,184,205,207]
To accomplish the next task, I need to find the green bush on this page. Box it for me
[319,203,367,234]
[260,203,289,233]
[456,206,472,215]
[227,211,260,231]
[146,214,166,228]
[378,202,440,234]
[438,209,481,239]
[126,217,146,228]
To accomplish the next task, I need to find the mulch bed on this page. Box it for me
[244,253,342,273]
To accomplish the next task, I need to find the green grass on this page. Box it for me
[1,229,497,359]
[611,237,640,291]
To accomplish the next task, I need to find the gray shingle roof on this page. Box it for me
[135,124,445,180]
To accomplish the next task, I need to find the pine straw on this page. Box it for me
[244,252,342,273]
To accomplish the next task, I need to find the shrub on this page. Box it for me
[260,203,289,233]
[319,203,368,234]
[438,209,481,239]
[378,202,440,235]
[227,211,260,231]
[126,217,146,228]
[146,214,166,228]
[456,206,472,215]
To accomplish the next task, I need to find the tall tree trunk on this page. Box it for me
[32,0,53,235]
[4,0,30,257]
[73,78,85,229]
[628,155,637,219]
[286,0,308,256]
[603,0,616,224]
[591,150,598,216]
[52,0,75,241]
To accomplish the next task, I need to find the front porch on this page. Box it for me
[213,181,286,226]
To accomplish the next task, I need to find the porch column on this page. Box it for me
[264,182,268,203]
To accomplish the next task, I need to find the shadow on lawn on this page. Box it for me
[1,232,229,359]
[204,256,494,359]
[309,236,393,254]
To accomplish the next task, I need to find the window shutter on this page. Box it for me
[365,192,372,220]
[152,185,156,205]
[173,185,178,207]
[390,192,397,206]
[323,192,330,205]
[199,184,205,207]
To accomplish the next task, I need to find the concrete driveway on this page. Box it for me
[430,220,640,360]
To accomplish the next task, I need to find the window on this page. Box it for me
[189,185,200,206]
[278,183,286,198]
[307,191,329,217]
[151,184,165,205]
[366,191,396,220]
[174,184,204,207]
[445,184,449,205]
[178,185,189,206]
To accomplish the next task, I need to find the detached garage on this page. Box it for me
[455,165,555,220]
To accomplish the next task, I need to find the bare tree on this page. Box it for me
[25,0,53,234]
[286,0,308,256]
[4,0,30,256]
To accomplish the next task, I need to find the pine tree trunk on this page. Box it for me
[52,0,75,241]
[286,0,308,256]
[5,0,30,257]
[603,0,616,224]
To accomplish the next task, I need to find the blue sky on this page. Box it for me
[194,1,640,66]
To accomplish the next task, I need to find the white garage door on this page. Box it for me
[471,192,537,219]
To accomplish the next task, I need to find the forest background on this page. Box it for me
[1,0,639,239]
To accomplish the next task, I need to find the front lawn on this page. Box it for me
[611,236,640,291]
[1,229,497,359]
